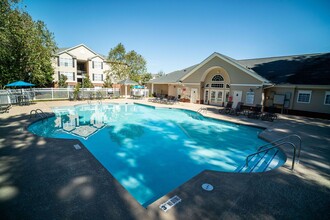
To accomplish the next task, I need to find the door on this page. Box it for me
[177,88,182,99]
[191,88,198,103]
[216,91,223,104]
[233,90,242,108]
[204,90,209,104]
[209,90,224,105]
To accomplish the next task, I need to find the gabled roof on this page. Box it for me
[149,52,330,86]
[54,44,106,61]
[150,52,270,84]
[149,64,198,84]
[117,79,138,85]
[237,53,330,85]
[180,52,270,83]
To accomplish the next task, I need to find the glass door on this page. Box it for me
[216,91,223,103]
[204,90,209,104]
[210,90,216,103]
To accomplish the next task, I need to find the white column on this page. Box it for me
[151,83,154,94]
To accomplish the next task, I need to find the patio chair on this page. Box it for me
[0,104,12,113]
[247,104,263,119]
[229,102,244,116]
[167,96,178,105]
[219,101,233,114]
[261,106,278,122]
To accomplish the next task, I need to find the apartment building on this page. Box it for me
[52,44,110,88]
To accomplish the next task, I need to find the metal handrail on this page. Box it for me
[258,134,302,162]
[197,107,207,113]
[30,109,47,120]
[246,142,296,170]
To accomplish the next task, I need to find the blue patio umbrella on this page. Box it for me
[5,81,35,87]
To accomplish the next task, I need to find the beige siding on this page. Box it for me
[293,89,330,113]
[183,56,263,84]
[230,85,263,105]
[264,87,295,109]
[264,87,330,114]
[90,57,106,84]
[54,53,76,82]
[153,84,168,95]
[69,46,96,60]
[168,84,177,96]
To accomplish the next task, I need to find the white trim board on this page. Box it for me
[180,52,269,83]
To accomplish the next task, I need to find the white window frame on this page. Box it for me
[324,91,330,105]
[60,58,73,67]
[93,73,103,82]
[61,72,74,81]
[297,90,312,104]
[93,61,102,69]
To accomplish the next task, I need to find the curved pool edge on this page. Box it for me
[26,102,287,208]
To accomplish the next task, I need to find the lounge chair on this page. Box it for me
[261,106,278,122]
[247,104,263,119]
[219,101,233,114]
[0,104,12,113]
[229,102,244,115]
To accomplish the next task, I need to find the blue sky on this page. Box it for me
[23,0,330,73]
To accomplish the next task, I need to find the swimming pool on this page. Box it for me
[28,103,286,207]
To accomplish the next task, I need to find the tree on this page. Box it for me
[140,73,152,85]
[82,74,94,88]
[58,74,68,88]
[157,70,165,77]
[106,43,147,83]
[0,0,57,88]
[103,73,112,88]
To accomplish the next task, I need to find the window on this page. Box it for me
[211,84,224,88]
[92,61,102,69]
[211,75,224,81]
[324,91,330,105]
[59,58,73,67]
[93,73,103,81]
[246,92,255,105]
[297,90,312,103]
[61,72,74,81]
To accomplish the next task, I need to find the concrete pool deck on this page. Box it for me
[0,99,329,219]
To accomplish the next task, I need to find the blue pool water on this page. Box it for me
[28,103,284,207]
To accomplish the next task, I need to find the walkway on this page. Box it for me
[0,99,329,219]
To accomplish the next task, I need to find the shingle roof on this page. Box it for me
[149,64,199,83]
[117,79,138,85]
[237,53,330,85]
[150,52,330,85]
[54,44,106,60]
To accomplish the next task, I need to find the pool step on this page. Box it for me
[236,149,280,173]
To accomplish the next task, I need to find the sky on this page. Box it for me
[21,0,330,74]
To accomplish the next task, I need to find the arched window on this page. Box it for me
[212,75,224,82]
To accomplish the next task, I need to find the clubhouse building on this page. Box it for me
[149,52,330,118]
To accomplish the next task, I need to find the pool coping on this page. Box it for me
[0,99,329,219]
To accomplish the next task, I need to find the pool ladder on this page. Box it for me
[87,100,102,105]
[197,107,208,114]
[30,109,48,121]
[245,134,302,171]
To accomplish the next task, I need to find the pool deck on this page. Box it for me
[0,99,329,219]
